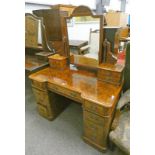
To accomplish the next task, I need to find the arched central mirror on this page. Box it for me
[65,6,103,68]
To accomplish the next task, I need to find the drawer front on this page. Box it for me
[84,120,104,145]
[99,70,118,77]
[37,103,55,120]
[101,74,122,83]
[84,100,106,117]
[48,83,82,103]
[31,80,46,90]
[37,104,49,118]
[49,59,67,70]
[98,69,123,85]
[83,110,104,126]
[32,88,49,106]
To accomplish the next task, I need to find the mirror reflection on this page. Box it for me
[67,16,100,67]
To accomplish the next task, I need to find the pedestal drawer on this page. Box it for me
[83,110,104,126]
[32,88,49,106]
[97,67,124,86]
[83,119,104,145]
[83,100,113,117]
[37,104,49,118]
[84,100,104,117]
[31,80,46,90]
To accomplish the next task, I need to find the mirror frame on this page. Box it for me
[64,5,104,64]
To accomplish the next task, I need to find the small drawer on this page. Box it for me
[32,88,49,106]
[83,120,104,145]
[102,76,121,84]
[31,80,46,90]
[100,70,121,79]
[83,110,104,126]
[98,69,123,85]
[48,54,68,70]
[84,100,105,117]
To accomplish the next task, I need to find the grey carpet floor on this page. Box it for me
[25,76,125,155]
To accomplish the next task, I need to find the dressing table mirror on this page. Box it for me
[64,6,104,68]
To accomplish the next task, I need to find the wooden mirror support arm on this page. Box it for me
[97,27,125,86]
[103,39,117,65]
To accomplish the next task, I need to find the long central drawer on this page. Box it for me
[48,83,83,103]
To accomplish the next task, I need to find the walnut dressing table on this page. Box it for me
[28,6,124,152]
[29,64,122,152]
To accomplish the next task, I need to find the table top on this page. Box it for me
[29,66,122,107]
[69,40,88,47]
